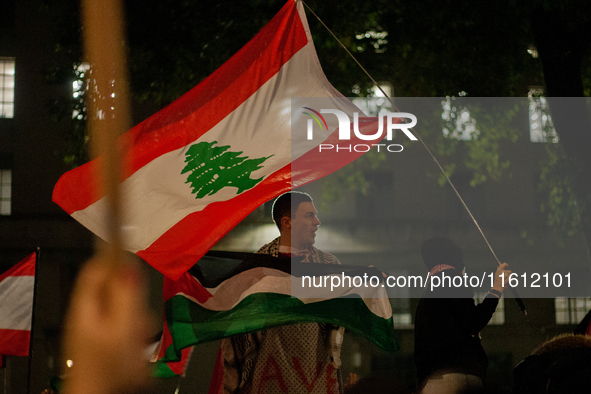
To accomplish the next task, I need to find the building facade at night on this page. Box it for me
[1,1,589,393]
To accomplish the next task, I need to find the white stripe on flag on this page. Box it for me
[178,268,392,320]
[0,276,34,330]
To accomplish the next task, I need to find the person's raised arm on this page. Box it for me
[489,263,511,298]
[62,259,154,394]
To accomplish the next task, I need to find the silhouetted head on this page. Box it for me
[421,237,465,272]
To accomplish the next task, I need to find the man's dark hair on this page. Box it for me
[272,191,313,231]
[421,237,465,271]
[513,334,591,394]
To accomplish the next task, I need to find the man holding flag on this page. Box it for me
[53,0,397,389]
[414,238,511,394]
[221,191,345,394]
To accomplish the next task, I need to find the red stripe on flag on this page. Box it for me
[124,0,304,135]
[166,347,193,376]
[52,0,307,215]
[0,253,35,281]
[0,329,30,357]
[163,271,212,303]
[136,170,292,279]
[158,321,174,361]
[208,347,224,394]
[157,319,194,376]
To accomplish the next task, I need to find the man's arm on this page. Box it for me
[452,263,512,334]
[489,262,512,298]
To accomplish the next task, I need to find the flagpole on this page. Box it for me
[173,346,195,394]
[172,362,185,394]
[174,376,183,394]
[301,0,527,315]
[81,0,132,269]
[26,247,40,394]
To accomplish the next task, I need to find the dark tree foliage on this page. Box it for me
[526,1,591,252]
[42,0,591,251]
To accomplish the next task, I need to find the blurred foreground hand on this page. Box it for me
[345,372,358,390]
[63,258,153,394]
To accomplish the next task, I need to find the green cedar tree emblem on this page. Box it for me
[181,141,273,199]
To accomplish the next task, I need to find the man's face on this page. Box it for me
[290,201,321,249]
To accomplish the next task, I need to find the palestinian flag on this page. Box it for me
[52,0,382,280]
[154,252,397,377]
[0,253,36,357]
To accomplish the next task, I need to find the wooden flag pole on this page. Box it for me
[302,0,527,315]
[80,0,132,266]
[63,1,151,391]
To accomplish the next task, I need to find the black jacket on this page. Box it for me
[414,269,499,385]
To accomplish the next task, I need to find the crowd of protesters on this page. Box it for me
[58,199,591,394]
[59,245,591,394]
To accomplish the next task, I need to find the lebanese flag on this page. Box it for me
[52,0,381,280]
[0,253,36,357]
[153,251,397,377]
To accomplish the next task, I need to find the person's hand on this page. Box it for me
[344,372,358,390]
[369,265,388,278]
[492,262,511,293]
[63,258,154,394]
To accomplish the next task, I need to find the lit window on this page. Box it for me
[391,297,412,327]
[71,63,116,120]
[527,45,539,59]
[393,313,412,326]
[475,292,505,325]
[351,82,394,116]
[354,30,388,53]
[386,270,413,328]
[371,83,392,98]
[0,58,15,118]
[555,297,591,324]
[72,63,90,120]
[441,96,478,141]
[0,169,11,215]
[528,89,558,143]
